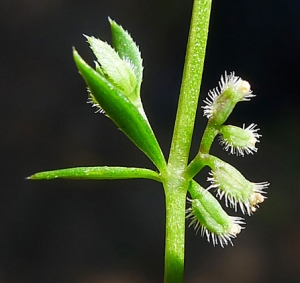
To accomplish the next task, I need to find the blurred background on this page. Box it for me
[0,0,299,282]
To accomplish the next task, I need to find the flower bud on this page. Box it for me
[207,158,268,215]
[202,72,255,125]
[187,182,244,247]
[219,124,261,156]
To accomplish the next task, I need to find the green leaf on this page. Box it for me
[28,166,160,181]
[85,35,138,101]
[109,18,143,92]
[73,48,166,172]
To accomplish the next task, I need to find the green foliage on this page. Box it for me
[29,166,160,181]
[73,48,166,171]
[29,1,269,282]
[109,18,143,92]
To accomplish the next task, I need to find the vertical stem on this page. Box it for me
[164,178,187,283]
[168,0,212,170]
[163,1,212,283]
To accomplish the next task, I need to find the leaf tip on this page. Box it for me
[108,16,113,24]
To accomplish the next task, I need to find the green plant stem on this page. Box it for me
[185,153,210,180]
[164,177,187,283]
[199,121,219,154]
[168,0,212,170]
[163,0,212,282]
[184,122,219,179]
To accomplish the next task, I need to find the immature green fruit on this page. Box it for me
[202,72,255,125]
[219,124,261,156]
[187,181,244,247]
[207,156,268,215]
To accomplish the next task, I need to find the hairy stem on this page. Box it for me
[168,0,212,170]
[164,176,187,283]
[163,0,212,282]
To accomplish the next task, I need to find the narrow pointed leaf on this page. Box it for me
[109,18,143,90]
[28,166,160,181]
[73,49,166,171]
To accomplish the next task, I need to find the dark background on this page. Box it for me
[1,0,299,282]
